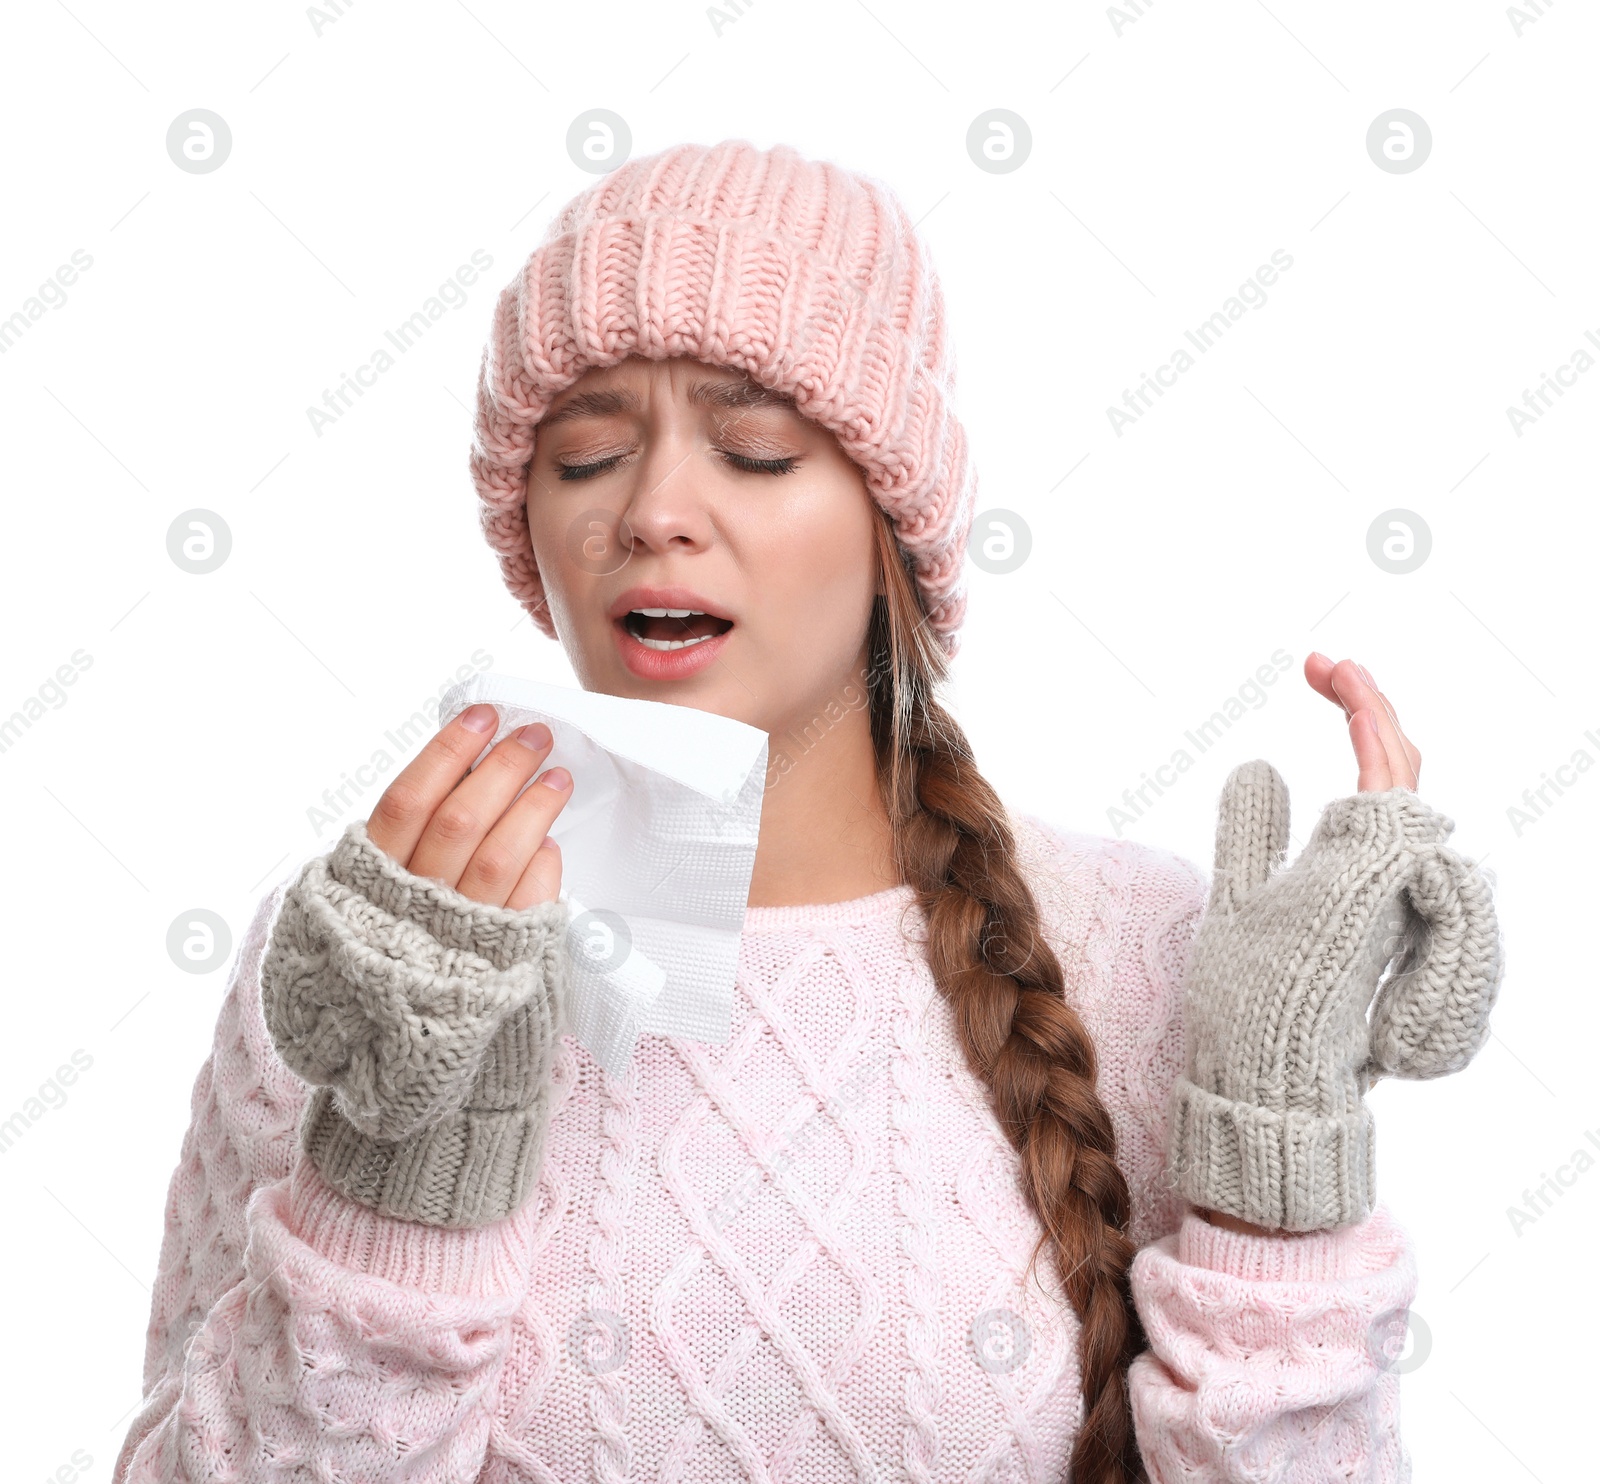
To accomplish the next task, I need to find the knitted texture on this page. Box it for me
[469,138,977,656]
[261,817,569,1227]
[118,818,1418,1483]
[1169,761,1505,1232]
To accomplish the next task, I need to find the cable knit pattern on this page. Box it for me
[1130,1206,1416,1481]
[261,817,570,1227]
[1169,762,1504,1232]
[116,816,1418,1484]
[470,138,977,657]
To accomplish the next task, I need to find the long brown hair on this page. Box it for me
[865,507,1144,1484]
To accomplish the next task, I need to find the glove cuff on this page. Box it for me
[1167,1076,1376,1232]
[264,818,569,1226]
[301,1079,552,1228]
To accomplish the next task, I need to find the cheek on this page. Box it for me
[524,504,563,598]
[525,503,592,605]
[527,503,563,570]
[748,490,878,636]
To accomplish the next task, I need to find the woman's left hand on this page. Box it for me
[1304,653,1421,793]
[1199,652,1426,1238]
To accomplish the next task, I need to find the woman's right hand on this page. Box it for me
[365,701,572,910]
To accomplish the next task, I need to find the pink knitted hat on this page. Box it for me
[468,137,977,657]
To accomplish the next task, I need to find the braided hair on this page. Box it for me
[866,508,1146,1483]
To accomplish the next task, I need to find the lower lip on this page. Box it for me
[613,619,734,681]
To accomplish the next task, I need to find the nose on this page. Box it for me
[616,429,715,559]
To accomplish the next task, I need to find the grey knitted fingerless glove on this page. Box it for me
[261,816,570,1228]
[1168,760,1504,1232]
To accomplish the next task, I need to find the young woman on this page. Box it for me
[115,139,1501,1483]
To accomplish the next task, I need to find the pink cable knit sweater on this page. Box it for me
[114,816,1416,1483]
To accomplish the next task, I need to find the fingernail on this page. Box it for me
[1368,710,1381,735]
[540,767,571,791]
[1310,651,1330,664]
[1358,664,1377,688]
[460,703,497,733]
[514,721,552,750]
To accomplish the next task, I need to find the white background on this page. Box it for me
[1,1,1594,1479]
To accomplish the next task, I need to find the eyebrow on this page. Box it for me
[538,377,798,430]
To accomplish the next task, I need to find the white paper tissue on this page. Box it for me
[436,672,769,1079]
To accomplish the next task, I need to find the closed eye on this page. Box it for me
[557,450,801,481]
[718,450,800,475]
[557,453,627,482]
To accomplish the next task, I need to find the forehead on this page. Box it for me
[539,365,798,430]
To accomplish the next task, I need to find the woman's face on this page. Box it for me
[524,355,883,734]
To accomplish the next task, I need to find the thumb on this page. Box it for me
[1209,760,1290,914]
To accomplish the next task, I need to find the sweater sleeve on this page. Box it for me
[113,878,542,1483]
[1095,836,1419,1481]
[1128,1205,1416,1481]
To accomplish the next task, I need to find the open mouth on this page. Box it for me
[621,607,736,652]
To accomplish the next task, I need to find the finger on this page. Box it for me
[1304,652,1350,717]
[1334,660,1416,790]
[1328,656,1375,718]
[456,765,574,907]
[1369,697,1418,790]
[1350,662,1407,748]
[1329,659,1401,758]
[1333,659,1410,789]
[1351,708,1394,792]
[507,836,563,911]
[407,723,556,889]
[1354,663,1423,785]
[366,703,502,865]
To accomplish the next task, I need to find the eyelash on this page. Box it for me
[556,450,800,481]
